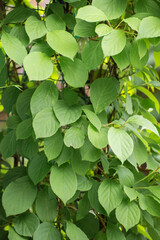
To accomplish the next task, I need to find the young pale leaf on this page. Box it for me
[82,40,104,71]
[124,17,140,32]
[76,6,107,22]
[77,175,93,192]
[35,187,58,222]
[92,0,127,20]
[148,185,160,199]
[33,222,61,240]
[108,127,134,163]
[95,24,112,37]
[117,166,135,187]
[106,222,126,240]
[25,16,47,42]
[13,212,40,237]
[102,30,126,57]
[60,56,88,88]
[46,14,66,31]
[90,77,119,114]
[66,221,89,240]
[33,107,60,139]
[116,200,140,231]
[50,163,77,204]
[23,52,53,81]
[124,186,138,201]
[80,138,101,162]
[64,127,85,149]
[125,93,133,115]
[28,152,51,185]
[30,80,58,117]
[44,130,63,161]
[98,179,123,215]
[138,16,160,39]
[2,176,37,216]
[53,100,82,126]
[88,124,108,149]
[83,108,101,131]
[47,30,78,60]
[1,31,27,66]
[127,115,159,135]
[16,118,33,140]
[0,130,17,159]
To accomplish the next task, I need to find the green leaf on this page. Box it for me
[46,14,65,31]
[1,6,39,26]
[2,176,37,216]
[23,52,53,81]
[124,186,138,201]
[77,175,93,192]
[10,25,29,47]
[76,6,107,22]
[88,180,105,214]
[106,222,126,240]
[71,149,90,176]
[64,13,76,30]
[116,199,140,231]
[33,107,60,139]
[83,108,101,131]
[124,17,141,32]
[88,124,108,149]
[50,163,77,204]
[16,118,33,140]
[74,20,96,37]
[138,194,160,217]
[33,222,61,240]
[2,166,27,189]
[127,115,159,135]
[55,145,73,167]
[95,24,112,37]
[17,137,38,160]
[130,41,149,70]
[64,127,85,149]
[138,39,147,59]
[1,86,20,114]
[47,30,78,60]
[66,221,89,240]
[137,86,159,113]
[128,137,148,165]
[80,138,101,162]
[53,100,82,126]
[8,227,27,240]
[25,16,47,42]
[35,187,58,222]
[138,17,160,39]
[0,130,17,159]
[92,0,127,20]
[31,42,54,57]
[28,152,51,185]
[30,80,58,117]
[98,179,123,215]
[117,166,135,187]
[62,88,78,106]
[113,42,130,71]
[148,185,160,199]
[1,31,27,66]
[82,40,104,71]
[102,30,126,57]
[108,127,134,163]
[76,194,91,221]
[60,56,88,88]
[0,49,5,74]
[44,130,63,161]
[125,93,133,115]
[13,212,39,237]
[90,77,119,114]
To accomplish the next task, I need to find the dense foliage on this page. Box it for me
[1,0,160,239]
